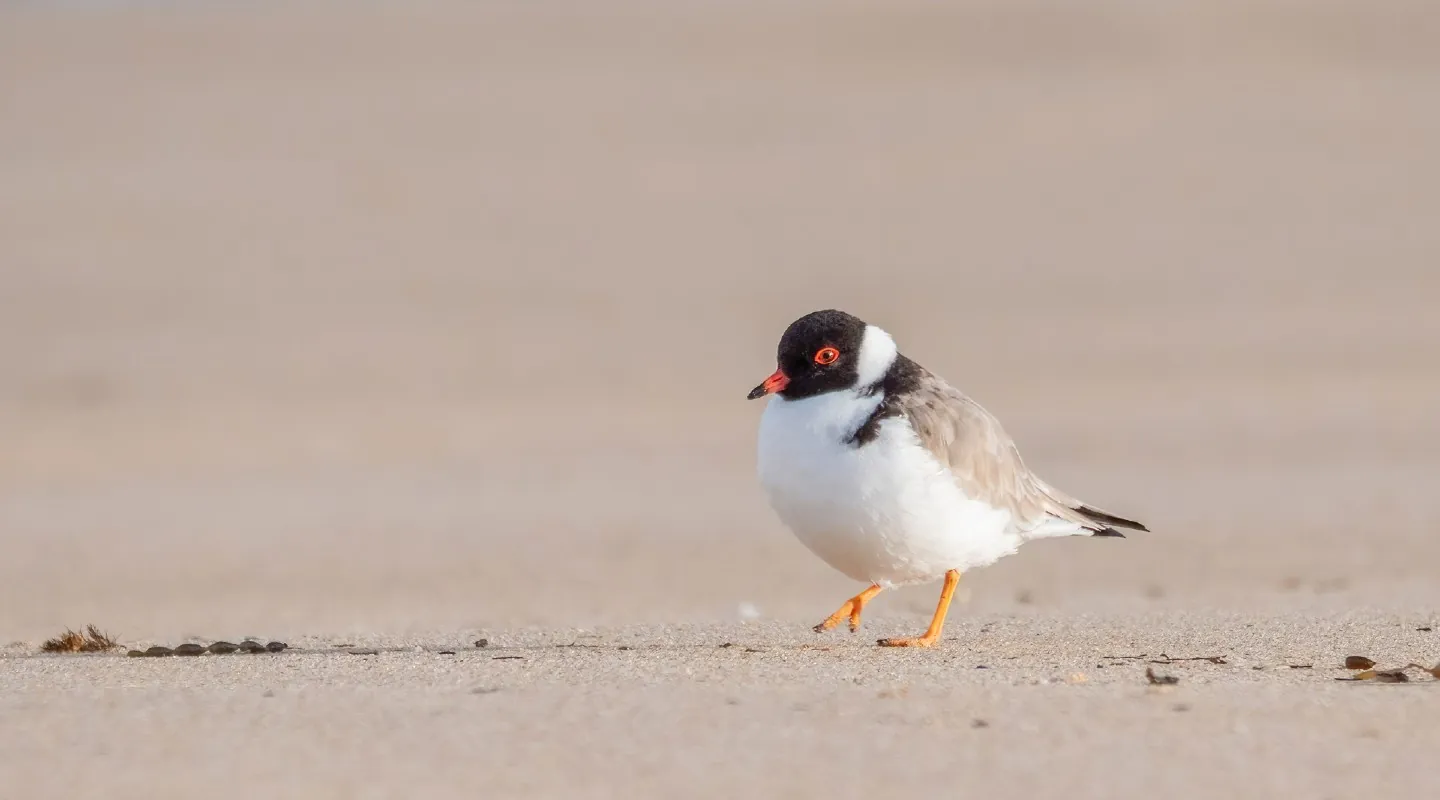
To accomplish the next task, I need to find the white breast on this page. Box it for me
[757,390,1024,586]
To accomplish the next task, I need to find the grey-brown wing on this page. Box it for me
[892,372,1147,535]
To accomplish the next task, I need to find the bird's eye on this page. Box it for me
[814,347,840,365]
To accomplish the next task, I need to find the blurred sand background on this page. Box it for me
[2,1,1439,797]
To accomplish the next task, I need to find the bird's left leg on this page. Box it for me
[813,583,884,632]
[877,569,960,648]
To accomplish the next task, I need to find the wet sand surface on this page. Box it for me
[2,1,1439,797]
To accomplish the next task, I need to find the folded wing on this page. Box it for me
[892,369,1149,538]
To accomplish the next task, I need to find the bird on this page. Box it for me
[747,309,1148,647]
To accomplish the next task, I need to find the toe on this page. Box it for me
[876,636,939,648]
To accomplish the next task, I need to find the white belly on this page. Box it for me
[757,391,1024,586]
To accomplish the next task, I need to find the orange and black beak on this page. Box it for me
[748,368,789,400]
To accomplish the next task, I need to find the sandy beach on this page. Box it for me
[2,1,1439,797]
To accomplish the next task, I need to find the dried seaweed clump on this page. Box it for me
[41,625,120,653]
[1337,654,1440,683]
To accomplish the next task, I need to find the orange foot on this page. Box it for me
[876,634,941,648]
[876,569,961,649]
[813,584,884,633]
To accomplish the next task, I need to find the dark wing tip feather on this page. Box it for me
[1076,505,1150,533]
[1091,528,1126,538]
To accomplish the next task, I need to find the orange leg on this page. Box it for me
[877,569,960,648]
[813,584,884,633]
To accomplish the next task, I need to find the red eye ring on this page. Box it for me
[814,347,840,365]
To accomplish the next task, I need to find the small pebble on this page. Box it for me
[475,639,489,648]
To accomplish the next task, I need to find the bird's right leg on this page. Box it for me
[877,569,960,648]
[814,584,884,633]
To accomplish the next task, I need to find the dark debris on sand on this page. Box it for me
[1336,656,1440,683]
[1145,667,1179,686]
[128,640,289,658]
